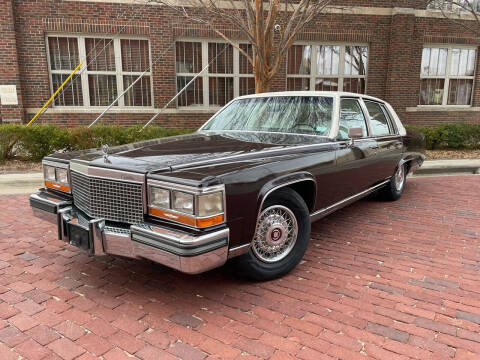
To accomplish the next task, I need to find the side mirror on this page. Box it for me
[348,127,363,144]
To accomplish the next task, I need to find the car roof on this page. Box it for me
[236,91,386,104]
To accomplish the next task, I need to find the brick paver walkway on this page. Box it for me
[0,175,479,359]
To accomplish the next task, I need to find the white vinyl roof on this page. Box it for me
[236,91,386,104]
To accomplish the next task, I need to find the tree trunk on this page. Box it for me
[255,74,271,93]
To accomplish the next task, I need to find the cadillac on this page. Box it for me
[30,92,425,280]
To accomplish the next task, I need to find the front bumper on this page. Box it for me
[29,190,229,274]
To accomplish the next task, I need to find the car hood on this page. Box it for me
[48,131,332,173]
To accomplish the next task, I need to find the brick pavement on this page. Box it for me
[0,175,479,359]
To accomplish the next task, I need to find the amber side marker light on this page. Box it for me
[196,214,224,228]
[45,181,70,193]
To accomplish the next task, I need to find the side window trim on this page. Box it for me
[379,103,398,135]
[358,98,373,138]
[339,96,371,139]
[362,98,398,137]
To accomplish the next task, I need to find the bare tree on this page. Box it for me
[155,0,334,92]
[426,0,480,36]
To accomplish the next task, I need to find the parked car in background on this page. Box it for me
[30,92,425,280]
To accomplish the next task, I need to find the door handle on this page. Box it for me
[369,145,379,150]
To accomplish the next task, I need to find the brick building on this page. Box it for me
[0,0,479,128]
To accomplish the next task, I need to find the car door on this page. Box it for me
[363,99,403,180]
[333,97,379,200]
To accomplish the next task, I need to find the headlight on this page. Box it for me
[150,187,170,209]
[147,182,225,228]
[44,166,56,181]
[172,191,194,214]
[56,168,69,184]
[43,162,70,193]
[198,192,223,217]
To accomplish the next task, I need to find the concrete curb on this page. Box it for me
[413,159,480,176]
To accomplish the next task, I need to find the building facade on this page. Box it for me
[1,0,479,128]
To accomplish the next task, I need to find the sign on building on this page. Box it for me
[0,85,18,105]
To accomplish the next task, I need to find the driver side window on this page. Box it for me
[338,98,368,140]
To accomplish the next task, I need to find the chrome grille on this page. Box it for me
[71,170,144,224]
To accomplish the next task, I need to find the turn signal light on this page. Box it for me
[149,207,196,227]
[45,181,70,193]
[149,207,224,228]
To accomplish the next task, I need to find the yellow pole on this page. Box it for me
[26,62,83,127]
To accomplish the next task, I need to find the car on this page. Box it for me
[30,91,425,280]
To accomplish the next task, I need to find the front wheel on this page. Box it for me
[380,163,406,201]
[234,188,311,281]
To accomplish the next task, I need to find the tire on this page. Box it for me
[380,163,406,201]
[234,187,311,281]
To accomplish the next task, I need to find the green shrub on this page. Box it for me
[0,124,26,161]
[0,124,193,163]
[20,125,70,161]
[405,123,480,150]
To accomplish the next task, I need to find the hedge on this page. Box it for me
[405,123,480,150]
[2,123,479,163]
[0,124,192,162]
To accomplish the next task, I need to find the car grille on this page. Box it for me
[71,170,144,224]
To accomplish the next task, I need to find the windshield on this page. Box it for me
[202,96,334,136]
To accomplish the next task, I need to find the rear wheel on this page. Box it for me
[234,188,310,281]
[381,163,406,201]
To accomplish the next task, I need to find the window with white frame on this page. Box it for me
[287,44,368,94]
[427,0,480,12]
[175,40,255,107]
[419,46,477,106]
[47,35,152,107]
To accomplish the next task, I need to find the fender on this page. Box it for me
[227,172,316,259]
[257,171,317,217]
[399,154,424,174]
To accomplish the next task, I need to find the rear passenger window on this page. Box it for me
[365,101,393,136]
[338,98,369,140]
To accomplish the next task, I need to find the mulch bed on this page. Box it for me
[0,160,43,174]
[426,150,480,160]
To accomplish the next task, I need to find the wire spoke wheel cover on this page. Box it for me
[252,205,299,263]
[394,165,405,191]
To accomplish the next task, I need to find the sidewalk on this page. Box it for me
[413,159,480,176]
[0,158,478,195]
[0,172,43,195]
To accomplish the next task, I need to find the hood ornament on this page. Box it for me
[102,144,110,162]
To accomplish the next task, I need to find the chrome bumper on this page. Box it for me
[30,191,229,274]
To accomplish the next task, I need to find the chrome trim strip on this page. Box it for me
[258,178,317,218]
[148,180,224,194]
[32,208,57,224]
[42,160,69,169]
[131,224,229,246]
[30,192,71,208]
[310,180,390,222]
[70,162,144,183]
[228,243,251,258]
[90,219,106,256]
[252,178,316,249]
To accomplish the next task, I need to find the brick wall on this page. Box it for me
[0,0,25,124]
[7,0,480,128]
